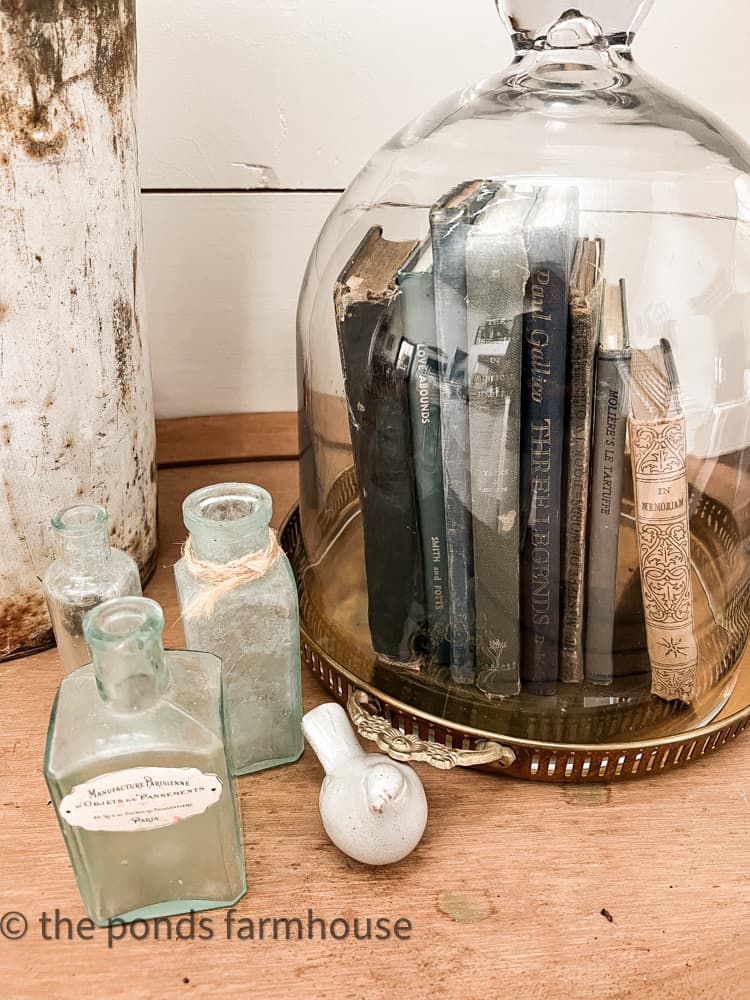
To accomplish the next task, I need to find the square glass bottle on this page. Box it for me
[44,597,246,926]
[174,484,304,775]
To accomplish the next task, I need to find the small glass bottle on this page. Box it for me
[44,597,246,927]
[174,483,303,775]
[42,504,142,673]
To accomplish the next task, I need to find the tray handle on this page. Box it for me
[347,689,516,770]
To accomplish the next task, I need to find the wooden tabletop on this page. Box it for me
[2,454,749,1000]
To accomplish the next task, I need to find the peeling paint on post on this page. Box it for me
[0,0,157,659]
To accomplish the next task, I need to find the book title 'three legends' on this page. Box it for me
[527,268,554,639]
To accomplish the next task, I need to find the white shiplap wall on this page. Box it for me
[139,0,750,418]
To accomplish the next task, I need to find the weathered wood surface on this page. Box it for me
[0,1,157,658]
[1,453,749,1000]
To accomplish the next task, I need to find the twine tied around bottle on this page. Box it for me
[179,529,282,620]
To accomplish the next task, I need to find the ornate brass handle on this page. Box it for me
[347,689,516,771]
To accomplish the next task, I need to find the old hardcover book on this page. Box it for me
[519,186,579,693]
[559,238,605,683]
[398,253,451,665]
[585,281,632,685]
[629,339,699,703]
[465,187,534,698]
[431,179,498,684]
[334,227,424,663]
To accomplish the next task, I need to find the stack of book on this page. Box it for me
[334,180,697,704]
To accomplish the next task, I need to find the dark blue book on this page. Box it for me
[519,188,579,693]
[398,260,451,666]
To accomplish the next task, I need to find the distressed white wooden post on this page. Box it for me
[0,1,157,659]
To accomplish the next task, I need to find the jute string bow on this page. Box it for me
[180,529,282,620]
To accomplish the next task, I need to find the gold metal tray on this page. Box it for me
[282,477,750,782]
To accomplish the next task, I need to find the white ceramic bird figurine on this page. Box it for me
[302,702,428,865]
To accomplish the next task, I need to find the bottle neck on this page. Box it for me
[85,598,168,714]
[51,504,112,574]
[183,483,273,564]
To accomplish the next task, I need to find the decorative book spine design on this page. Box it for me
[431,181,496,683]
[629,416,698,702]
[628,341,698,703]
[519,188,578,692]
[585,344,632,685]
[559,240,603,683]
[334,228,424,663]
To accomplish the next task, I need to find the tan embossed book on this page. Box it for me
[628,339,698,703]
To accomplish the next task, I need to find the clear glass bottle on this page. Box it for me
[295,0,750,749]
[174,483,304,774]
[44,597,246,926]
[42,504,142,673]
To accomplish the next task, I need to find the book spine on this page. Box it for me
[584,349,631,685]
[469,339,522,697]
[520,261,569,692]
[337,303,424,663]
[431,211,475,683]
[466,218,526,698]
[335,306,369,474]
[629,415,699,703]
[407,342,450,664]
[559,301,598,682]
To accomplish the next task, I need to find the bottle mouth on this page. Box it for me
[84,597,164,648]
[51,503,108,536]
[182,483,273,531]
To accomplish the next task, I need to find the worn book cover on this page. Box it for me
[585,281,632,685]
[466,186,534,698]
[334,227,424,663]
[629,339,699,703]
[431,179,498,684]
[559,237,605,683]
[519,186,579,693]
[398,254,451,665]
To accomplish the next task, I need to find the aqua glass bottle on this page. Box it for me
[42,504,142,673]
[174,483,304,775]
[44,597,246,926]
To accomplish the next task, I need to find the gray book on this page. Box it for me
[584,281,632,685]
[560,238,605,683]
[431,179,498,684]
[466,188,534,698]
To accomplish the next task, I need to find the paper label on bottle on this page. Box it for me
[58,767,223,833]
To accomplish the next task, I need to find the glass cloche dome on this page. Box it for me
[293,0,750,767]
